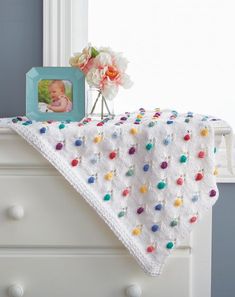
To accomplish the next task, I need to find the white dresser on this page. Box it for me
[0,127,213,297]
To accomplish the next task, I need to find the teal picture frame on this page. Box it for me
[26,67,85,122]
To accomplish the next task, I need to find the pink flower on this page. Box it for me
[70,44,133,100]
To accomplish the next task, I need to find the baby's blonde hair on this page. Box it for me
[49,80,65,93]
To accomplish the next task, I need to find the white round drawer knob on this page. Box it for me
[7,205,25,220]
[125,284,142,297]
[7,284,24,297]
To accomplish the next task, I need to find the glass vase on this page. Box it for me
[86,87,114,119]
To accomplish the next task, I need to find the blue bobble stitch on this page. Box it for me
[75,139,83,146]
[40,127,46,134]
[151,224,159,232]
[155,204,162,211]
[88,176,95,184]
[143,164,150,172]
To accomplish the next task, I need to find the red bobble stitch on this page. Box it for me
[177,177,184,185]
[198,151,205,158]
[71,159,79,167]
[147,245,155,253]
[184,134,190,141]
[97,122,104,126]
[190,216,197,223]
[109,151,117,160]
[122,189,130,197]
[195,172,203,181]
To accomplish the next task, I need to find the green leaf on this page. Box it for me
[91,47,99,58]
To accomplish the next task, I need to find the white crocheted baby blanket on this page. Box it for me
[3,109,221,276]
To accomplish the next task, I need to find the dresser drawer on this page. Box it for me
[0,253,191,297]
[0,175,191,248]
[0,175,121,247]
[0,129,48,166]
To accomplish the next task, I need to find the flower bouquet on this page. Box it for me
[69,45,133,118]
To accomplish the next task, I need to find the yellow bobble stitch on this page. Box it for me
[132,228,142,236]
[214,167,219,176]
[130,128,138,135]
[136,114,143,119]
[140,185,148,193]
[104,172,113,181]
[174,198,183,207]
[93,135,103,143]
[200,128,209,137]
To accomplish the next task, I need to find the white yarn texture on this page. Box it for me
[7,110,219,276]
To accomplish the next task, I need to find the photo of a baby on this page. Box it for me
[38,80,73,113]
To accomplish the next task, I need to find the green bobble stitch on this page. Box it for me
[157,181,166,190]
[146,143,153,151]
[180,155,187,163]
[103,194,111,201]
[214,147,217,153]
[118,211,125,218]
[148,121,155,127]
[135,118,141,122]
[166,241,174,249]
[59,123,65,129]
[126,169,134,177]
[170,220,178,227]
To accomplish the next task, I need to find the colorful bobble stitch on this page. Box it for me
[148,121,155,127]
[143,164,150,172]
[146,143,153,151]
[130,128,138,135]
[174,198,183,207]
[166,241,174,249]
[139,185,148,193]
[104,172,114,181]
[190,215,197,223]
[109,151,117,160]
[122,188,130,197]
[75,139,83,146]
[88,176,95,184]
[163,136,171,145]
[146,245,155,253]
[112,131,118,139]
[137,207,144,214]
[170,219,178,227]
[40,127,46,134]
[184,133,190,141]
[93,135,103,143]
[192,193,199,202]
[71,158,79,167]
[155,203,163,211]
[132,227,142,236]
[180,155,187,163]
[56,142,63,150]
[160,161,168,169]
[198,151,205,158]
[157,181,166,190]
[195,172,204,181]
[103,193,111,201]
[209,189,217,197]
[118,210,126,218]
[151,224,159,232]
[200,128,209,137]
[126,168,135,176]
[176,177,184,185]
[59,123,65,129]
[129,146,136,154]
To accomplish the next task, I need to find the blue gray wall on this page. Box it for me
[0,0,43,117]
[212,183,235,297]
[0,1,234,297]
